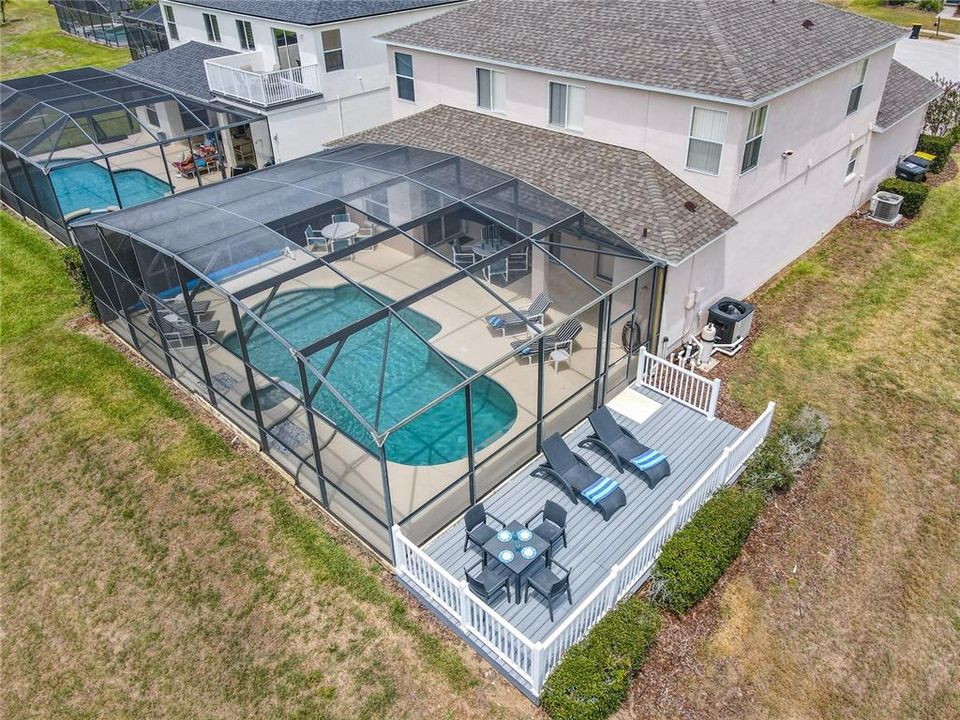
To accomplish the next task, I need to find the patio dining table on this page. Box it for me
[321,221,359,241]
[482,520,550,604]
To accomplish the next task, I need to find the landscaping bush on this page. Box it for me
[740,434,793,495]
[60,246,100,320]
[877,177,929,217]
[741,405,828,496]
[541,597,660,720]
[918,0,943,12]
[917,133,956,173]
[649,486,764,614]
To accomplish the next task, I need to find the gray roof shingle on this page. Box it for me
[169,0,464,26]
[876,60,942,130]
[117,41,238,101]
[336,106,736,264]
[382,0,907,102]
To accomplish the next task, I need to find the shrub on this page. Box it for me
[740,434,793,495]
[777,406,828,475]
[650,486,764,614]
[60,246,100,320]
[541,597,660,720]
[877,177,930,217]
[918,0,943,12]
[924,74,960,137]
[917,133,956,173]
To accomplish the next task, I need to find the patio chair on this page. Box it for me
[507,249,529,276]
[304,224,332,253]
[462,502,505,554]
[534,433,626,521]
[485,292,553,335]
[483,256,509,283]
[454,250,476,269]
[139,293,210,316]
[524,559,572,621]
[481,224,500,242]
[465,560,511,604]
[525,499,568,561]
[510,318,582,362]
[579,407,671,488]
[331,212,351,224]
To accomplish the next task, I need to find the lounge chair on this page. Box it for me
[486,292,553,335]
[140,293,211,316]
[533,433,626,521]
[579,407,671,488]
[511,318,582,362]
[149,312,220,347]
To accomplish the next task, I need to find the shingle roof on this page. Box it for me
[117,41,238,101]
[382,0,907,103]
[876,60,942,130]
[169,0,465,26]
[337,106,736,264]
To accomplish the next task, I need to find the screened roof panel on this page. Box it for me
[407,156,512,199]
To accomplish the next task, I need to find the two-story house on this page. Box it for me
[344,0,941,352]
[115,0,468,163]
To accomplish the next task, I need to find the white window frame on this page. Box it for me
[144,103,159,126]
[236,19,255,50]
[547,81,585,132]
[476,67,506,113]
[321,28,343,72]
[685,106,728,176]
[202,12,221,43]
[845,144,862,182]
[846,58,868,116]
[162,5,178,41]
[740,105,767,175]
[394,52,415,103]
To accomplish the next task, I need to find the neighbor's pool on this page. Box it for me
[225,286,517,466]
[50,161,171,218]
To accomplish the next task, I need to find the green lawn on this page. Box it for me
[0,0,129,79]
[828,0,960,35]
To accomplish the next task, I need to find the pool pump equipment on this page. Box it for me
[672,297,755,371]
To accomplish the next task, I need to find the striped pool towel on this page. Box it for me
[581,476,620,504]
[631,449,666,471]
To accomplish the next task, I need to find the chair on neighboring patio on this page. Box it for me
[465,560,511,604]
[462,502,505,554]
[304,224,332,253]
[453,250,476,269]
[524,559,572,621]
[485,292,553,335]
[580,407,672,489]
[331,212,351,223]
[534,433,626,521]
[511,318,582,362]
[525,499,568,561]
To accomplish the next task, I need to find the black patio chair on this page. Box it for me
[524,559,573,621]
[533,434,626,521]
[525,499,568,561]
[462,502,505,554]
[465,560,511,604]
[579,407,671,488]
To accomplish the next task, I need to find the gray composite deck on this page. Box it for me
[423,386,743,642]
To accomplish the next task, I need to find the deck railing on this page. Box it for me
[637,347,721,417]
[205,59,322,107]
[393,400,776,696]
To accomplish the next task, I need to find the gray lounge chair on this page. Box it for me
[149,312,220,347]
[533,433,626,521]
[579,407,671,488]
[511,318,582,362]
[140,292,211,315]
[486,292,553,335]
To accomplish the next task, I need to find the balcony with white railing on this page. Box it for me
[393,363,775,698]
[205,52,323,107]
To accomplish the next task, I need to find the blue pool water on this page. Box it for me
[225,286,518,466]
[50,161,171,218]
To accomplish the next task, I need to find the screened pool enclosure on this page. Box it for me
[74,143,661,559]
[0,68,268,244]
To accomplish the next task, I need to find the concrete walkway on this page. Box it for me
[894,37,960,82]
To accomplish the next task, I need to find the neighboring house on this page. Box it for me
[117,0,470,163]
[377,0,942,352]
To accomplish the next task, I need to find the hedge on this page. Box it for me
[741,405,828,496]
[917,133,956,173]
[60,246,100,320]
[541,597,660,720]
[877,177,929,217]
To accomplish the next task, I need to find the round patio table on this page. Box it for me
[321,221,359,240]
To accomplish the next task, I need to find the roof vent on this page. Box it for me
[802,19,814,30]
[642,227,648,238]
[684,200,697,212]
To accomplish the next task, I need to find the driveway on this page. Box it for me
[894,37,960,81]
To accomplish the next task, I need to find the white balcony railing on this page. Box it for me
[205,58,322,107]
[636,347,721,418]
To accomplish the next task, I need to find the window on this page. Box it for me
[395,52,415,102]
[686,106,727,175]
[845,144,862,180]
[202,13,220,43]
[273,29,300,69]
[236,19,254,50]
[145,104,159,126]
[321,29,344,72]
[163,5,178,40]
[548,81,584,131]
[740,105,767,173]
[846,58,868,116]
[476,68,506,112]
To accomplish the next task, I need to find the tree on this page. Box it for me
[924,73,960,137]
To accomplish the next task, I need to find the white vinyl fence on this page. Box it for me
[637,347,721,417]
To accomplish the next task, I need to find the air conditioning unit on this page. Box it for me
[868,191,903,225]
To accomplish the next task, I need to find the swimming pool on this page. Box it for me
[224,286,517,466]
[50,161,171,218]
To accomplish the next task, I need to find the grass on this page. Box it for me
[0,213,534,718]
[0,0,129,79]
[626,158,960,718]
[827,0,960,35]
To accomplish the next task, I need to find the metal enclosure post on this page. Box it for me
[296,356,329,507]
[229,300,269,451]
[378,442,396,560]
[536,335,545,450]
[464,382,476,505]
[174,259,216,406]
[595,298,610,408]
